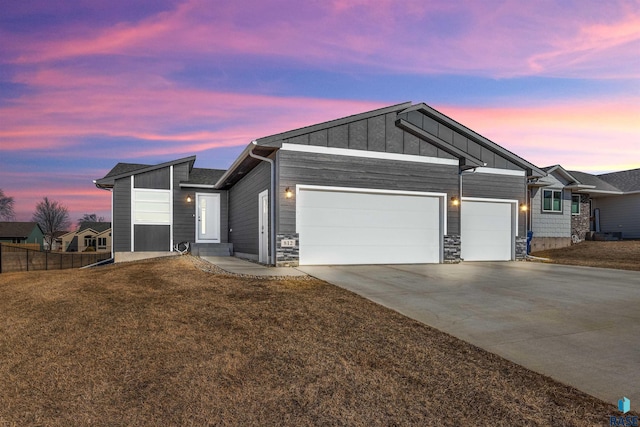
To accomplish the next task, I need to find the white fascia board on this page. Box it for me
[474,167,525,177]
[281,143,459,166]
[577,189,624,195]
[179,183,216,189]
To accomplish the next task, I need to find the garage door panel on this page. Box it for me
[461,200,513,261]
[298,188,442,265]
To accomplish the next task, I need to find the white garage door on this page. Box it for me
[297,187,442,265]
[461,199,514,261]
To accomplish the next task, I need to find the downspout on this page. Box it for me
[248,141,276,265]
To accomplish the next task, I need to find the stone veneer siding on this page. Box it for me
[276,233,299,267]
[516,236,527,259]
[444,235,461,263]
[571,194,591,242]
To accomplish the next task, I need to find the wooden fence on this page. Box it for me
[0,244,112,273]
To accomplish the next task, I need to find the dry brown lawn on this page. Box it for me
[0,256,627,426]
[532,240,640,271]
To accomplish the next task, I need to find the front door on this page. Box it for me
[196,193,220,242]
[258,189,269,264]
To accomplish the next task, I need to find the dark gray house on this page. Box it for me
[96,102,545,265]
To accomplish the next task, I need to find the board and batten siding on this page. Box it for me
[112,177,131,252]
[276,150,460,235]
[397,111,522,171]
[265,112,457,161]
[593,194,640,238]
[228,161,271,255]
[462,173,527,236]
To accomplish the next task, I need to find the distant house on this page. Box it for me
[60,222,112,253]
[0,222,45,249]
[528,166,640,251]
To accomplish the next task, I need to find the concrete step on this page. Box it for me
[190,243,233,257]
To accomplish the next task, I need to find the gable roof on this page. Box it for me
[0,222,43,239]
[103,163,150,179]
[535,164,639,194]
[78,222,111,233]
[598,168,640,192]
[404,103,546,177]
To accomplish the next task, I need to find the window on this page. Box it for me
[84,235,96,248]
[542,190,563,212]
[133,189,171,224]
[571,195,580,215]
[97,237,107,249]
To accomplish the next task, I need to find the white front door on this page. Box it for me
[196,193,220,242]
[258,189,269,264]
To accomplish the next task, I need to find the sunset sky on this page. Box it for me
[1,0,639,223]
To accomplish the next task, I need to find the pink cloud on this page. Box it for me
[5,0,638,79]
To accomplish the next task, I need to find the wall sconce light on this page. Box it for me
[285,187,293,199]
[186,194,193,203]
[450,196,460,206]
[520,203,528,212]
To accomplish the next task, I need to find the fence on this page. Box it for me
[0,243,112,273]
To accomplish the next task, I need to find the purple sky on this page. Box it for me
[1,0,639,223]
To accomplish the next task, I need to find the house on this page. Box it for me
[95,102,546,265]
[527,165,640,251]
[0,222,45,249]
[60,222,112,253]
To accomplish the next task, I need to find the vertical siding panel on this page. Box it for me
[367,115,385,152]
[327,124,348,148]
[348,119,367,150]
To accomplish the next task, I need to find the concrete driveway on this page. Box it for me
[297,262,640,404]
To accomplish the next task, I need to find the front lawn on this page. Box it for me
[0,256,621,425]
[532,240,640,271]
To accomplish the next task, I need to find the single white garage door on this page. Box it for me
[297,187,442,265]
[461,199,514,261]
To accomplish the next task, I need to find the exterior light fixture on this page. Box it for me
[450,196,460,206]
[285,187,293,199]
[520,203,528,212]
[186,194,193,203]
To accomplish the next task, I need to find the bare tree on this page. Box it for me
[77,213,106,227]
[32,197,71,250]
[0,188,15,221]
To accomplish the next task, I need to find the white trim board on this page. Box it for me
[281,143,459,166]
[474,167,525,177]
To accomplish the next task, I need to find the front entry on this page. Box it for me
[196,193,220,243]
[258,189,269,264]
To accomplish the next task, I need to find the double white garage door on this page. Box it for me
[296,186,515,265]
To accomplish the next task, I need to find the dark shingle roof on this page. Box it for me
[598,168,640,192]
[567,171,622,192]
[0,222,41,239]
[181,168,226,186]
[103,163,149,178]
[78,222,111,233]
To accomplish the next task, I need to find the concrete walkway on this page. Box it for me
[297,262,640,405]
[201,256,307,277]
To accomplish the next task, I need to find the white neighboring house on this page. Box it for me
[528,166,639,252]
[60,222,112,253]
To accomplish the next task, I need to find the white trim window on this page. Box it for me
[571,194,581,215]
[133,189,171,224]
[542,189,563,212]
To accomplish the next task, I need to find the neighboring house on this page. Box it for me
[95,102,546,266]
[60,222,112,253]
[0,222,45,249]
[528,165,640,251]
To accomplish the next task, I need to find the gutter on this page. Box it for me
[248,141,276,266]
